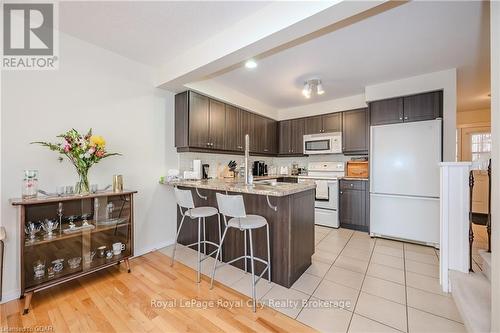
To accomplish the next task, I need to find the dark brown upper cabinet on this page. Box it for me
[278,120,291,155]
[369,91,443,126]
[304,116,322,134]
[279,119,305,155]
[403,91,443,122]
[369,97,404,126]
[224,104,239,151]
[304,113,342,134]
[188,91,210,148]
[342,108,369,155]
[264,117,277,154]
[208,99,226,150]
[175,90,277,155]
[322,113,342,133]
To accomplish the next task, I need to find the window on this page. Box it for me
[471,132,491,163]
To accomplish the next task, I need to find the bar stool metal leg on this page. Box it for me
[203,217,207,255]
[244,230,248,272]
[171,213,186,266]
[248,229,256,312]
[217,213,223,262]
[197,217,202,283]
[210,227,229,289]
[266,224,272,283]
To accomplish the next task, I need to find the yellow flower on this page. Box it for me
[90,135,106,147]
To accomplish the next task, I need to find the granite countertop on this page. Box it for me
[163,178,316,197]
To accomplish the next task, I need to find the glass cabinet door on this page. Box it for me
[23,194,132,290]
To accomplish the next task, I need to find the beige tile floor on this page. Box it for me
[162,226,466,333]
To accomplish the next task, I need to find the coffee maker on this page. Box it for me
[252,161,268,176]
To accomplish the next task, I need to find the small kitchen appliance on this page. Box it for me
[303,132,342,155]
[252,161,267,176]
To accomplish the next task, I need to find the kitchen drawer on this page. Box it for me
[339,179,366,191]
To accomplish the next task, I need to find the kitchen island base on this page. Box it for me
[175,187,315,288]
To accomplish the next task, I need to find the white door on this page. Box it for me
[370,119,441,197]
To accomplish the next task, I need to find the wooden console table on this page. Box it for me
[11,190,136,314]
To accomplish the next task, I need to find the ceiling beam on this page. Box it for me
[156,0,401,91]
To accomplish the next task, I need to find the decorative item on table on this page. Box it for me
[22,170,38,199]
[90,184,98,193]
[193,160,202,179]
[32,129,121,195]
[47,266,55,278]
[57,202,63,233]
[68,257,82,269]
[24,222,41,242]
[96,246,106,258]
[279,166,289,175]
[105,250,113,259]
[83,251,96,265]
[51,258,64,273]
[65,185,74,195]
[291,162,299,176]
[33,260,45,279]
[112,242,126,256]
[41,219,58,239]
[112,174,123,192]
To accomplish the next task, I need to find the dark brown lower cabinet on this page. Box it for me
[339,179,369,232]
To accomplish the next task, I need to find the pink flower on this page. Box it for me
[95,150,105,157]
[64,145,71,152]
[88,147,95,154]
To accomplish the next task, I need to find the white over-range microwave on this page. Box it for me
[303,132,342,154]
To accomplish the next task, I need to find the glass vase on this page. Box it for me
[75,170,90,195]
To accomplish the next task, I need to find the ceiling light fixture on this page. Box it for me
[302,82,312,98]
[245,59,257,69]
[302,79,324,98]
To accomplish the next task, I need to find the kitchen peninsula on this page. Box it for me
[165,178,316,287]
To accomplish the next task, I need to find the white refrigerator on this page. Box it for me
[370,119,442,246]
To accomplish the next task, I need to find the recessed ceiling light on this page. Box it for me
[245,59,257,69]
[317,82,325,95]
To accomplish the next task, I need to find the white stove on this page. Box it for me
[298,162,345,228]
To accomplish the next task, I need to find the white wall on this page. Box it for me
[365,69,457,162]
[490,1,499,331]
[0,32,178,302]
[278,94,367,120]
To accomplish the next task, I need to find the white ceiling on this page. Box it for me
[59,1,270,67]
[212,1,491,111]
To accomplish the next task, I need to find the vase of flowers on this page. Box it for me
[33,129,120,195]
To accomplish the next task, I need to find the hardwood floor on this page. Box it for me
[1,251,316,332]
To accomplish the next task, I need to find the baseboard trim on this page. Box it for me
[134,239,174,258]
[1,289,21,304]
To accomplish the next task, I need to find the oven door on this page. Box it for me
[315,180,338,210]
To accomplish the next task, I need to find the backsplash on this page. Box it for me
[178,152,365,177]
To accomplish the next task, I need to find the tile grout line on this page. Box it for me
[403,244,409,333]
[345,236,377,333]
[295,229,355,322]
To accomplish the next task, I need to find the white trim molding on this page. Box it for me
[439,162,471,292]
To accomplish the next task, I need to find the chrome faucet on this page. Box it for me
[244,134,250,185]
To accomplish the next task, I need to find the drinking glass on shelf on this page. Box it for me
[56,186,65,196]
[90,184,98,193]
[33,260,45,279]
[65,185,74,195]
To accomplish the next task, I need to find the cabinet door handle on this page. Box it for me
[404,116,408,120]
[264,148,268,152]
[340,191,343,195]
[399,117,403,120]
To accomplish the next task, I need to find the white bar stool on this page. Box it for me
[210,193,271,312]
[172,187,222,283]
